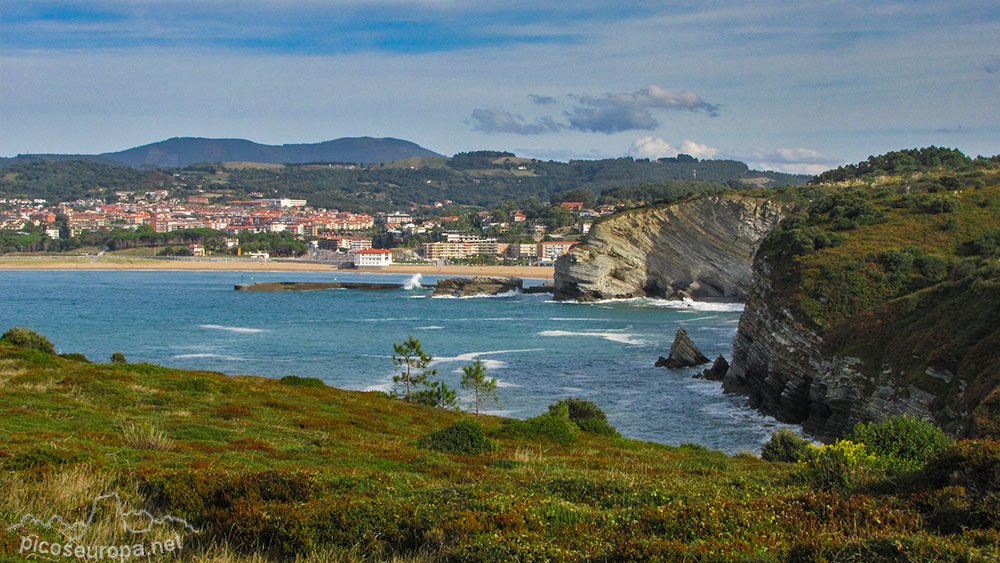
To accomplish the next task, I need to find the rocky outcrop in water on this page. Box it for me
[432,276,522,297]
[655,327,710,369]
[553,196,786,302]
[697,355,730,381]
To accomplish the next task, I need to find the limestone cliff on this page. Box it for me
[553,196,786,302]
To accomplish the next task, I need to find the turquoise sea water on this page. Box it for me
[0,269,796,453]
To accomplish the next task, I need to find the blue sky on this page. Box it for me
[1,0,998,173]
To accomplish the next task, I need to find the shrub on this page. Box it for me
[968,228,1000,257]
[924,196,960,214]
[411,380,457,409]
[914,254,948,281]
[417,420,494,455]
[1,327,55,354]
[797,440,883,490]
[501,403,579,445]
[551,398,619,436]
[110,352,127,364]
[845,416,954,476]
[559,398,606,423]
[279,375,326,388]
[762,429,811,462]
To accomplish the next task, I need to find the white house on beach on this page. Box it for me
[351,248,393,267]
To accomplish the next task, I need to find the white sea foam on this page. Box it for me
[403,273,423,290]
[432,349,544,365]
[548,317,608,322]
[537,329,647,346]
[451,359,506,372]
[416,326,444,330]
[494,378,521,388]
[172,353,244,361]
[430,290,522,299]
[364,381,394,393]
[558,296,745,312]
[199,324,268,334]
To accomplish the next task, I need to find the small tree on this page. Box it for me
[461,359,499,415]
[110,352,127,364]
[392,336,434,402]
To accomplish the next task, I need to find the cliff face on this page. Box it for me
[721,254,944,441]
[553,196,786,302]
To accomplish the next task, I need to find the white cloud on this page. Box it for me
[628,136,676,159]
[628,137,718,159]
[679,139,719,159]
[738,146,837,175]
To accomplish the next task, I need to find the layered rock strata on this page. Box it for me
[553,196,785,302]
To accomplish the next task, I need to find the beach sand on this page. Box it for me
[0,256,556,280]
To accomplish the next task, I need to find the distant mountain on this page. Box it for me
[4,137,442,168]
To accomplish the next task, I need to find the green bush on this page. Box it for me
[110,352,127,364]
[845,416,954,475]
[279,375,326,388]
[411,380,457,409]
[417,420,494,455]
[550,398,620,436]
[968,228,1000,257]
[576,417,620,437]
[501,403,579,445]
[1,327,55,354]
[761,429,811,462]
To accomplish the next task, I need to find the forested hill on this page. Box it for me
[0,152,809,211]
[2,136,441,168]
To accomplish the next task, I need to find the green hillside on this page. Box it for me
[756,147,1000,437]
[0,152,808,211]
[1,334,998,561]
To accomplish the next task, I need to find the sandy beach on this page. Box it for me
[0,256,556,280]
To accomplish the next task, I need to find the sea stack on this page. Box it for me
[655,327,710,369]
[696,355,730,380]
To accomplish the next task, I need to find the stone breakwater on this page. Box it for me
[553,196,786,302]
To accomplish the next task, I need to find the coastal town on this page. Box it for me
[0,189,616,266]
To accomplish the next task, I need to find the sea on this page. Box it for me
[0,269,799,454]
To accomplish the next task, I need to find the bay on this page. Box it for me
[0,269,796,453]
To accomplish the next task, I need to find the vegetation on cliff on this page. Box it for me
[1,332,999,561]
[754,147,1000,437]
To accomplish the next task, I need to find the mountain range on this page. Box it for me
[3,136,442,168]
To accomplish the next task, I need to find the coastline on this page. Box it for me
[0,256,555,279]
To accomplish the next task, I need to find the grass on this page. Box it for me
[0,343,998,561]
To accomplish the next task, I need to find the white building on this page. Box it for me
[352,248,393,267]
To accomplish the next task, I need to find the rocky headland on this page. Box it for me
[553,195,786,302]
[551,149,1000,441]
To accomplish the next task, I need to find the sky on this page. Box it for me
[1,1,998,174]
